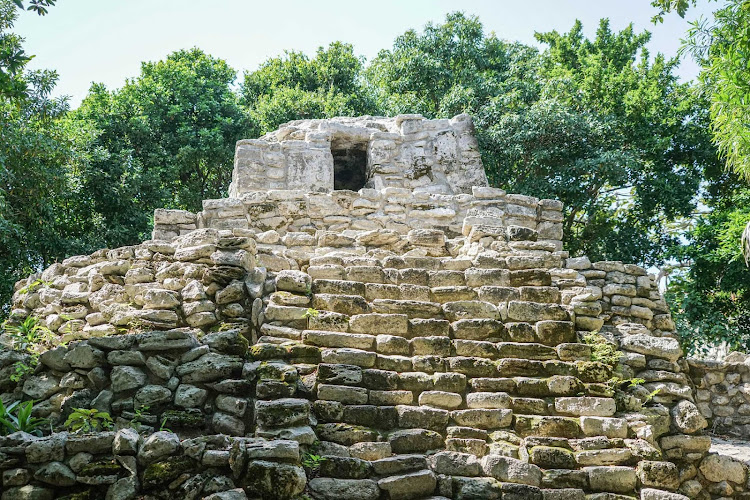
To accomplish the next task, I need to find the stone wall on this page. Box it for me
[228,114,487,196]
[152,186,564,247]
[689,357,750,438]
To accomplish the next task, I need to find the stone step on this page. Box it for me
[372,299,444,319]
[313,279,366,296]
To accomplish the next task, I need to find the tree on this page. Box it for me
[242,42,375,134]
[72,48,251,246]
[653,0,750,179]
[0,0,93,315]
[0,0,32,98]
[493,20,717,264]
[367,12,536,118]
[0,70,95,316]
[667,185,750,354]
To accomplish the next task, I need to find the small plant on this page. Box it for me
[0,400,47,436]
[302,308,319,320]
[3,316,54,352]
[158,416,172,433]
[301,452,326,471]
[65,408,113,433]
[2,316,55,382]
[583,332,621,367]
[644,387,661,403]
[17,279,51,295]
[130,405,150,432]
[10,358,38,382]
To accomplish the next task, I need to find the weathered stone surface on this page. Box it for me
[241,461,306,499]
[619,333,682,362]
[113,428,140,455]
[427,451,482,476]
[640,489,689,500]
[636,460,679,491]
[554,397,616,417]
[481,455,542,486]
[670,399,707,434]
[308,478,379,500]
[699,453,746,484]
[584,466,637,493]
[377,469,437,500]
[137,431,180,464]
[33,461,76,486]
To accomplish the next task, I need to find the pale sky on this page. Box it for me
[14,0,717,108]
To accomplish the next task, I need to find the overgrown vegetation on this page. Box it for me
[583,332,659,408]
[1,316,56,381]
[64,408,114,433]
[0,399,47,436]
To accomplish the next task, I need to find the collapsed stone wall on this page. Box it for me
[0,114,745,500]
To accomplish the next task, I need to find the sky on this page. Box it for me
[14,0,717,108]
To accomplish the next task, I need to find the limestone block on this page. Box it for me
[308,478,379,500]
[699,453,746,484]
[554,397,616,417]
[481,455,542,486]
[584,466,637,493]
[619,333,683,362]
[377,469,437,500]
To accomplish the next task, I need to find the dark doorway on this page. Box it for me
[332,141,368,191]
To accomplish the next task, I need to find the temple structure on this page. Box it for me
[0,115,744,500]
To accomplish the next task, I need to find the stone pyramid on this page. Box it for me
[0,115,737,500]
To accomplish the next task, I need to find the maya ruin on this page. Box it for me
[1,114,748,500]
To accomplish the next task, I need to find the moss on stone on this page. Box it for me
[256,361,297,382]
[575,360,612,383]
[161,409,205,428]
[78,459,123,477]
[143,456,196,487]
[250,343,288,361]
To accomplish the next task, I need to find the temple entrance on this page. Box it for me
[331,138,368,191]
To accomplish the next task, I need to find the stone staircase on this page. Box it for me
[242,229,700,499]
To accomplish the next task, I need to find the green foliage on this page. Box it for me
[303,308,320,319]
[130,405,150,432]
[73,48,252,236]
[301,452,326,470]
[0,399,47,436]
[0,0,31,98]
[242,42,375,134]
[65,408,114,433]
[655,1,750,181]
[2,316,55,381]
[688,2,750,180]
[667,186,750,354]
[3,316,53,351]
[583,332,622,367]
[11,0,55,16]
